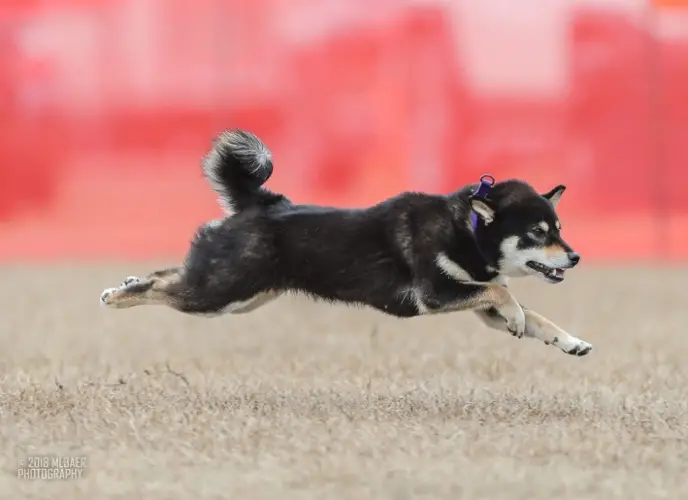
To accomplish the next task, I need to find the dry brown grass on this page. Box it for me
[0,265,687,499]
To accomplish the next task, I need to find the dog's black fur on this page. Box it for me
[101,129,593,356]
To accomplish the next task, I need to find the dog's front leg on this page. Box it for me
[474,307,593,356]
[428,282,526,338]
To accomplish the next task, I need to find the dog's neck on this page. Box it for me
[468,175,501,271]
[469,218,494,264]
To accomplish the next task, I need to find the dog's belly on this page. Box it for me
[285,272,421,318]
[366,297,421,318]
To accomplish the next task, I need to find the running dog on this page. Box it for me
[100,129,592,356]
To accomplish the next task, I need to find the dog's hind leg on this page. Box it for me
[100,267,281,315]
[100,267,185,309]
[474,307,593,356]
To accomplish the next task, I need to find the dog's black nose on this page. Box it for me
[568,252,580,266]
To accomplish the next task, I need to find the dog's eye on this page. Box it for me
[530,226,546,237]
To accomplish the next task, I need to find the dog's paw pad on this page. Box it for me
[566,341,593,357]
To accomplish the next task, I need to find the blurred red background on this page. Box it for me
[1,0,687,262]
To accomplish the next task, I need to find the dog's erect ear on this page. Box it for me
[542,185,566,207]
[470,198,496,224]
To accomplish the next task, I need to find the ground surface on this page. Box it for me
[0,265,686,499]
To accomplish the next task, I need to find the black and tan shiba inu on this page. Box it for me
[101,129,592,356]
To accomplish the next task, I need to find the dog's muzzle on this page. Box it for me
[526,252,580,283]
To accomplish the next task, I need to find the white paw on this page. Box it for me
[499,304,526,339]
[100,276,140,308]
[121,276,141,288]
[100,287,119,307]
[553,336,593,357]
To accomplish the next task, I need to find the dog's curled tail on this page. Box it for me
[203,129,284,214]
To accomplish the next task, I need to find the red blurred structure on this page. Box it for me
[1,0,687,262]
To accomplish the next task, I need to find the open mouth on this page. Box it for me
[526,261,566,283]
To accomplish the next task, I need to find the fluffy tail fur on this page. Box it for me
[202,129,285,214]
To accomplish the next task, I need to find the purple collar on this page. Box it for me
[470,211,480,231]
[470,174,495,231]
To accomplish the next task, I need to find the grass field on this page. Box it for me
[1,265,687,499]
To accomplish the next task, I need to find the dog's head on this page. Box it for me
[470,180,579,283]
